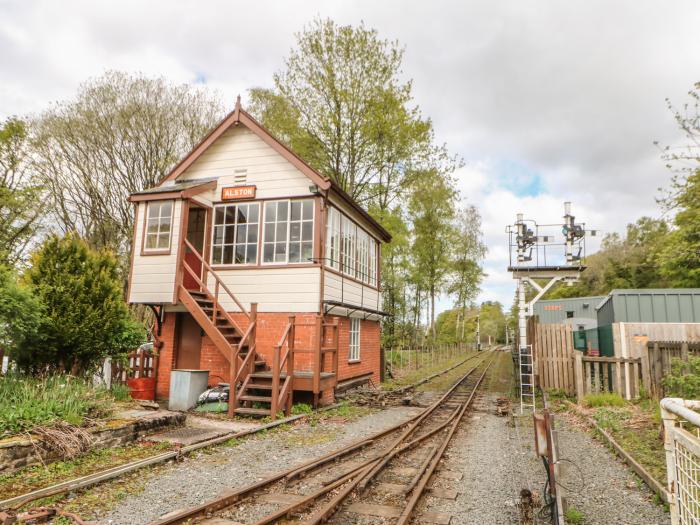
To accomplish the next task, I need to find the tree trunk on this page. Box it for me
[430,284,436,340]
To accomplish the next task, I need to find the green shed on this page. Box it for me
[596,289,700,325]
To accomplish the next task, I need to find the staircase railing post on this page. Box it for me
[332,318,339,382]
[228,343,239,419]
[271,342,280,420]
[287,315,296,415]
[249,303,258,377]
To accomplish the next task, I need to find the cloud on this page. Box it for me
[1,0,699,313]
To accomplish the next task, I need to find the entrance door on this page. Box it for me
[175,313,202,369]
[184,206,207,290]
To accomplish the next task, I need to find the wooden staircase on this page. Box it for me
[178,238,290,419]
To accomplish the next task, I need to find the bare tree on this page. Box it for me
[31,71,224,255]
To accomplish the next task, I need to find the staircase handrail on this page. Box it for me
[233,321,256,385]
[183,238,250,320]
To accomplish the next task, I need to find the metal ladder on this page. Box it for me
[519,344,536,413]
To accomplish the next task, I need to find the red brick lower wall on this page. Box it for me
[154,311,381,400]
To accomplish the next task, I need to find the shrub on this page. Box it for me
[17,233,144,374]
[662,357,700,399]
[291,403,313,415]
[564,507,585,524]
[0,266,44,359]
[0,374,114,436]
[582,392,627,408]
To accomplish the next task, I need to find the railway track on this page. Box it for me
[153,351,496,525]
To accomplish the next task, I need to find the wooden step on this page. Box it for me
[234,407,271,416]
[239,395,272,403]
[251,372,287,379]
[246,383,273,390]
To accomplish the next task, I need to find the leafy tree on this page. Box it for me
[659,170,700,286]
[0,266,44,363]
[31,71,223,254]
[21,233,144,374]
[0,118,43,264]
[408,170,457,338]
[448,205,486,317]
[249,18,458,207]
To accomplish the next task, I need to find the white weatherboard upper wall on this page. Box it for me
[129,200,182,304]
[177,126,315,201]
[324,270,380,312]
[207,267,321,313]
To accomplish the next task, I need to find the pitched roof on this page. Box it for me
[156,98,391,242]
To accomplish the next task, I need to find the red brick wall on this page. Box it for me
[154,311,381,400]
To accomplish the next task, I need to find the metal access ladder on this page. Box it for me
[519,344,536,413]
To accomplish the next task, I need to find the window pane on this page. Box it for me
[223,246,234,264]
[289,243,300,262]
[159,201,172,218]
[277,201,288,220]
[215,207,225,225]
[222,226,233,244]
[247,225,257,243]
[212,246,222,264]
[302,222,312,241]
[301,242,313,261]
[160,219,171,233]
[235,244,246,264]
[147,219,159,234]
[290,222,301,242]
[263,244,274,262]
[302,200,313,220]
[247,245,257,264]
[264,224,274,242]
[248,203,259,222]
[265,202,276,222]
[236,225,246,244]
[291,201,301,221]
[237,207,247,224]
[158,233,169,249]
[275,243,286,262]
[225,206,237,224]
[213,225,224,244]
[145,233,157,249]
[276,223,287,240]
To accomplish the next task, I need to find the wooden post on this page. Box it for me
[574,351,584,403]
[249,303,258,377]
[287,315,296,415]
[271,341,280,420]
[228,344,238,418]
[313,315,322,404]
[332,319,339,382]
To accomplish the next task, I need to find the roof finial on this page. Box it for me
[235,95,241,110]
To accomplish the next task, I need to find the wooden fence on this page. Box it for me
[574,353,642,402]
[530,321,576,396]
[112,347,157,384]
[647,341,700,398]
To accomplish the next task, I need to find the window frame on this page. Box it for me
[324,205,380,289]
[141,200,175,255]
[261,198,315,266]
[348,317,361,362]
[210,201,261,266]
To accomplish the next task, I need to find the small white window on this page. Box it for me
[368,239,377,287]
[263,199,314,264]
[144,201,173,251]
[349,318,361,362]
[325,207,341,270]
[342,216,356,278]
[212,202,259,265]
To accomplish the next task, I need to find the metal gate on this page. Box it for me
[661,397,700,524]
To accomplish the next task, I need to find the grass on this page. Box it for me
[564,507,585,524]
[0,374,117,437]
[582,392,627,408]
[383,350,477,391]
[0,440,172,500]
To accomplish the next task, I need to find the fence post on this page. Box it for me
[661,400,680,524]
[574,352,584,403]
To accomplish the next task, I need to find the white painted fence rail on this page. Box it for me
[661,397,700,525]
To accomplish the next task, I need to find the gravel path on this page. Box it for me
[555,417,669,525]
[416,391,543,525]
[98,406,422,524]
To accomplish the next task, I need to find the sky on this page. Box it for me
[2,0,699,311]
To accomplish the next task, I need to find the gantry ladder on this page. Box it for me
[519,344,536,413]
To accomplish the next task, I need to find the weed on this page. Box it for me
[110,383,131,402]
[592,407,627,432]
[582,392,627,408]
[0,373,116,436]
[291,403,313,415]
[663,357,700,398]
[564,507,585,524]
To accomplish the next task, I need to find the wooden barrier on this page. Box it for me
[647,341,700,398]
[533,322,576,396]
[574,353,642,402]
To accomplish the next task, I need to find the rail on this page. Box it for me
[182,238,250,320]
[661,397,700,525]
[271,315,296,418]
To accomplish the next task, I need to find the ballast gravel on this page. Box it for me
[97,406,422,525]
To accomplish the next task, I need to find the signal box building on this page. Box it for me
[127,100,390,418]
